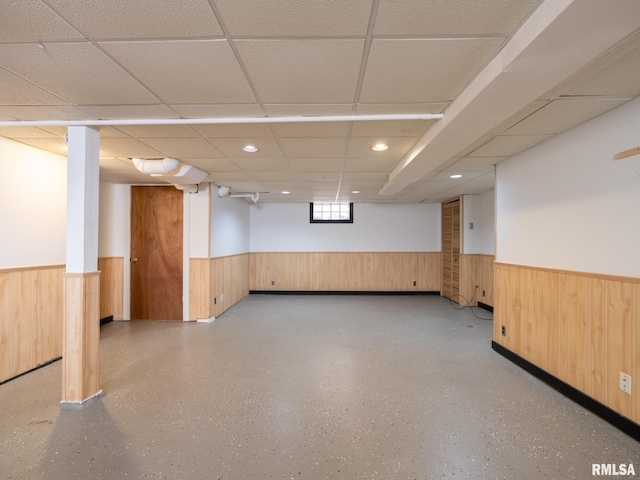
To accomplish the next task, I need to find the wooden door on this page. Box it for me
[131,186,183,320]
[441,198,460,302]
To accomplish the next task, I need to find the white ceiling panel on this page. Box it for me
[296,172,340,182]
[194,124,274,138]
[0,68,65,105]
[215,0,372,37]
[429,171,486,182]
[0,1,83,43]
[141,137,224,159]
[470,134,554,157]
[186,158,241,173]
[445,157,503,171]
[170,104,264,118]
[505,98,631,135]
[360,38,505,103]
[233,158,290,173]
[212,138,284,158]
[115,125,201,138]
[45,0,223,40]
[99,158,138,172]
[99,138,164,158]
[344,157,398,173]
[290,158,343,172]
[249,172,298,182]
[0,127,59,138]
[270,122,349,138]
[263,104,353,116]
[236,40,364,103]
[101,40,255,104]
[342,172,388,182]
[0,43,158,105]
[14,138,68,156]
[374,0,540,36]
[80,105,177,119]
[0,105,93,121]
[279,137,346,158]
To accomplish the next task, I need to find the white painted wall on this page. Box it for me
[0,138,67,269]
[496,97,640,278]
[188,183,210,258]
[463,191,495,255]
[210,194,250,257]
[250,203,441,252]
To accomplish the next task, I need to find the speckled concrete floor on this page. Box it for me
[0,295,637,479]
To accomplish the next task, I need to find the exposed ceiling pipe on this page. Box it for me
[230,192,260,204]
[131,157,180,175]
[0,113,443,128]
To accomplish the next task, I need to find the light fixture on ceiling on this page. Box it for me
[281,191,291,195]
[449,174,463,179]
[371,143,389,152]
[242,145,258,153]
[352,190,360,194]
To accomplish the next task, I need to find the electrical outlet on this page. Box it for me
[501,325,506,336]
[214,297,217,305]
[271,280,275,286]
[620,372,632,395]
[483,290,485,297]
[413,281,417,286]
[221,293,224,302]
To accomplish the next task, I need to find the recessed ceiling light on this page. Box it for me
[371,143,389,151]
[449,174,463,179]
[281,191,290,194]
[242,145,258,153]
[352,190,360,194]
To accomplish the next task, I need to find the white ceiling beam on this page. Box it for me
[380,0,640,195]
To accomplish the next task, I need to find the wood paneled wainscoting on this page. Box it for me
[98,257,124,321]
[250,252,441,292]
[189,254,250,321]
[0,265,64,383]
[494,262,640,427]
[459,254,494,307]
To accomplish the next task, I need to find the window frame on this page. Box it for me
[309,202,354,224]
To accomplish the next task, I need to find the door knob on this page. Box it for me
[131,258,138,262]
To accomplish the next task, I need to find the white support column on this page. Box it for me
[61,126,103,408]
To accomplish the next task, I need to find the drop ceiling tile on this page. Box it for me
[233,157,290,173]
[351,120,433,137]
[264,104,353,116]
[13,138,68,156]
[141,137,224,159]
[342,172,388,182]
[249,172,297,182]
[296,172,340,182]
[212,138,284,158]
[236,40,364,103]
[360,38,505,103]
[216,181,265,192]
[339,181,384,190]
[0,68,66,105]
[80,105,176,119]
[101,40,255,104]
[46,0,223,40]
[460,172,495,189]
[347,136,417,158]
[470,134,553,157]
[116,125,201,138]
[411,181,454,193]
[279,137,346,158]
[253,182,300,191]
[194,124,274,138]
[100,127,131,139]
[171,104,264,118]
[0,43,158,105]
[271,122,349,138]
[186,158,241,172]
[208,172,253,183]
[0,126,59,138]
[290,158,343,172]
[0,1,83,43]
[356,103,449,115]
[99,158,138,172]
[99,138,164,158]
[504,98,631,135]
[215,0,372,37]
[344,157,398,173]
[0,112,16,121]
[0,105,93,121]
[374,0,540,36]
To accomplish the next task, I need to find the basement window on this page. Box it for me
[310,202,353,223]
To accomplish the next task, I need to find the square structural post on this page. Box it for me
[61,126,102,407]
